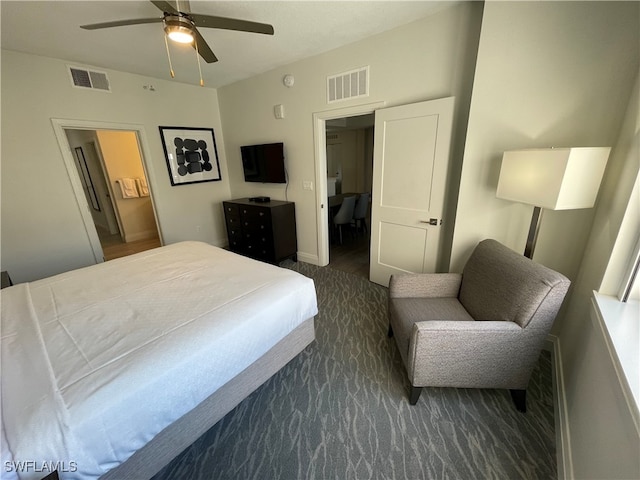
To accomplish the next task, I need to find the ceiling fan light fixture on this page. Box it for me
[164,15,195,44]
[166,25,194,44]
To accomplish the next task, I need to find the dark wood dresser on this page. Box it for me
[223,198,297,264]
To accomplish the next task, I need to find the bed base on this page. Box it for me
[100,317,315,480]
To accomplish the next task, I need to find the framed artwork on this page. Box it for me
[159,126,221,186]
[74,146,100,211]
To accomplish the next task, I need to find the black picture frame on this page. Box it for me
[159,126,221,186]
[74,146,100,211]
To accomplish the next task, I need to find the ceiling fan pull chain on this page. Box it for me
[195,40,204,87]
[164,34,175,78]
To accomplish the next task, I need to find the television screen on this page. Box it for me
[241,142,286,183]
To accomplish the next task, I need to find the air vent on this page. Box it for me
[327,66,369,104]
[68,66,111,92]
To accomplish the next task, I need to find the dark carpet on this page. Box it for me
[152,262,556,479]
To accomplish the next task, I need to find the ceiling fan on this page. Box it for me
[80,0,275,64]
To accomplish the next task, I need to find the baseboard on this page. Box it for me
[296,251,319,265]
[546,334,573,480]
[123,230,159,243]
[211,237,228,248]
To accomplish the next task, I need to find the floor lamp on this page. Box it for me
[496,147,610,259]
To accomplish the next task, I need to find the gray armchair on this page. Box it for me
[388,239,570,412]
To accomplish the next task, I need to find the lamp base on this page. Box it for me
[524,206,542,259]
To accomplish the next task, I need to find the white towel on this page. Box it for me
[117,178,139,198]
[135,177,150,197]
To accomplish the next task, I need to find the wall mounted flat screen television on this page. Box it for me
[241,142,286,183]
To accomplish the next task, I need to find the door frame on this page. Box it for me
[51,118,163,263]
[312,102,385,266]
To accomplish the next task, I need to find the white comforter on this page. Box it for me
[1,242,317,480]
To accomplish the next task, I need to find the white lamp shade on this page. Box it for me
[496,147,610,210]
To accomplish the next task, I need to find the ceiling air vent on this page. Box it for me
[327,66,369,104]
[68,66,111,92]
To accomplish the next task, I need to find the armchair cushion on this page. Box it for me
[459,239,569,328]
[389,297,473,365]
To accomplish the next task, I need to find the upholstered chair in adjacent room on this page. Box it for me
[332,195,356,245]
[352,192,370,235]
[387,239,570,412]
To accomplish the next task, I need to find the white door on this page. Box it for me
[369,97,455,286]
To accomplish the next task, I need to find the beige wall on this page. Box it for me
[450,1,639,279]
[96,130,157,242]
[1,50,232,282]
[326,129,370,194]
[452,2,639,477]
[218,2,483,264]
[557,73,639,479]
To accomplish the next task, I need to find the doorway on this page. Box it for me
[61,125,161,261]
[313,101,385,270]
[325,115,374,279]
[314,98,455,286]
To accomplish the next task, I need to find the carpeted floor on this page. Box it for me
[152,262,556,480]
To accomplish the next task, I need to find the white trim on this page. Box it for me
[295,251,319,265]
[123,229,160,243]
[590,292,640,431]
[546,334,574,480]
[312,101,385,266]
[618,233,640,302]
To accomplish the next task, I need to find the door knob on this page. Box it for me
[419,218,441,226]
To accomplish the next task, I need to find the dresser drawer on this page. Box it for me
[227,225,243,241]
[241,219,271,233]
[244,230,273,247]
[223,203,240,217]
[244,243,273,261]
[240,207,270,221]
[225,215,241,229]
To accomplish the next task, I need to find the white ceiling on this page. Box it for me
[0,1,455,89]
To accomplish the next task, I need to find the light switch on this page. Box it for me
[274,104,285,119]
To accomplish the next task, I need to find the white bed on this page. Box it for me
[1,241,317,480]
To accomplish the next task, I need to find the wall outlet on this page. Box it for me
[303,180,313,191]
[196,225,201,232]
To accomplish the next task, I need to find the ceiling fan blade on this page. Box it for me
[190,14,274,35]
[192,27,218,63]
[150,1,179,14]
[81,18,163,30]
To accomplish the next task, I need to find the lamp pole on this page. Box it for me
[524,206,542,259]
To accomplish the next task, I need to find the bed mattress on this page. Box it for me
[1,242,318,480]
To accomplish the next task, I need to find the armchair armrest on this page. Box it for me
[389,273,462,299]
[407,320,544,389]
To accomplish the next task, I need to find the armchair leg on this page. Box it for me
[388,324,394,337]
[510,389,527,413]
[409,385,422,405]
